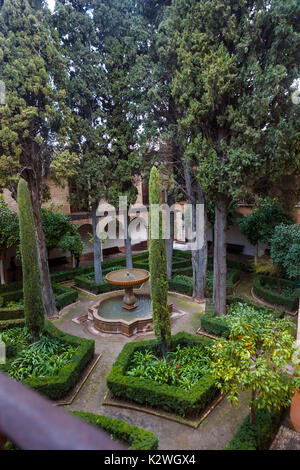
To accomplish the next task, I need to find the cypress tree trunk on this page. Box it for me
[149,167,171,357]
[18,179,45,341]
[125,214,133,269]
[92,204,102,284]
[213,195,228,316]
[28,177,58,318]
[0,253,5,285]
[183,162,207,300]
[166,192,175,280]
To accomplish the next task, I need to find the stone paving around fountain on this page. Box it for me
[53,290,251,450]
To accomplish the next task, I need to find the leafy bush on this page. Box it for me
[201,297,284,338]
[224,407,285,450]
[7,334,78,381]
[107,332,217,417]
[270,224,300,280]
[127,344,211,390]
[71,411,159,450]
[253,275,300,311]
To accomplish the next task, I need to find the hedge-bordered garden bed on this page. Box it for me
[0,283,78,321]
[169,269,241,298]
[0,319,95,400]
[253,275,300,311]
[106,332,217,418]
[71,411,159,450]
[224,407,285,450]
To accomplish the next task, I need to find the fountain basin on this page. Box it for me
[88,292,173,337]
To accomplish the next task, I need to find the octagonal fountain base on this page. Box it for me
[88,292,173,337]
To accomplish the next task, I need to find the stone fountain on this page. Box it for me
[105,268,150,310]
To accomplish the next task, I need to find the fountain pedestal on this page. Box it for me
[123,287,137,310]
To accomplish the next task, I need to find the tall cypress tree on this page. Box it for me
[149,166,170,357]
[18,178,44,342]
[93,0,149,269]
[171,0,300,315]
[54,0,108,284]
[0,0,75,316]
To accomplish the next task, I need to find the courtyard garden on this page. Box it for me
[0,0,299,454]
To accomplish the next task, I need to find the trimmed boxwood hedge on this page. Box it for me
[169,269,241,298]
[224,407,285,450]
[0,284,78,321]
[0,318,25,331]
[19,319,95,399]
[201,295,284,338]
[107,331,218,417]
[253,275,300,311]
[71,411,159,450]
[201,299,231,338]
[0,307,24,321]
[74,274,124,294]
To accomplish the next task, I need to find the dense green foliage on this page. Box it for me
[18,179,44,340]
[41,205,84,259]
[201,297,284,338]
[224,407,285,450]
[239,198,293,247]
[71,411,159,450]
[2,330,78,381]
[107,332,218,417]
[149,167,171,355]
[0,196,19,255]
[0,319,95,399]
[270,224,300,279]
[253,275,300,311]
[210,304,299,423]
[127,344,211,390]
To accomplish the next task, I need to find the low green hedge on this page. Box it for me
[224,407,285,450]
[74,275,124,295]
[0,283,78,317]
[71,411,159,450]
[53,284,79,310]
[19,319,95,399]
[107,331,217,417]
[168,278,193,296]
[253,275,300,311]
[201,299,231,338]
[0,289,23,306]
[50,265,94,283]
[169,269,241,298]
[0,318,25,331]
[0,307,24,321]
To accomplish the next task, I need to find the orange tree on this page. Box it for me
[209,304,300,425]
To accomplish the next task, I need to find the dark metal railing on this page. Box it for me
[0,372,127,450]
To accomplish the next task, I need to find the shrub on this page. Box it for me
[71,411,158,450]
[224,407,285,450]
[201,296,284,338]
[107,332,217,417]
[253,275,300,311]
